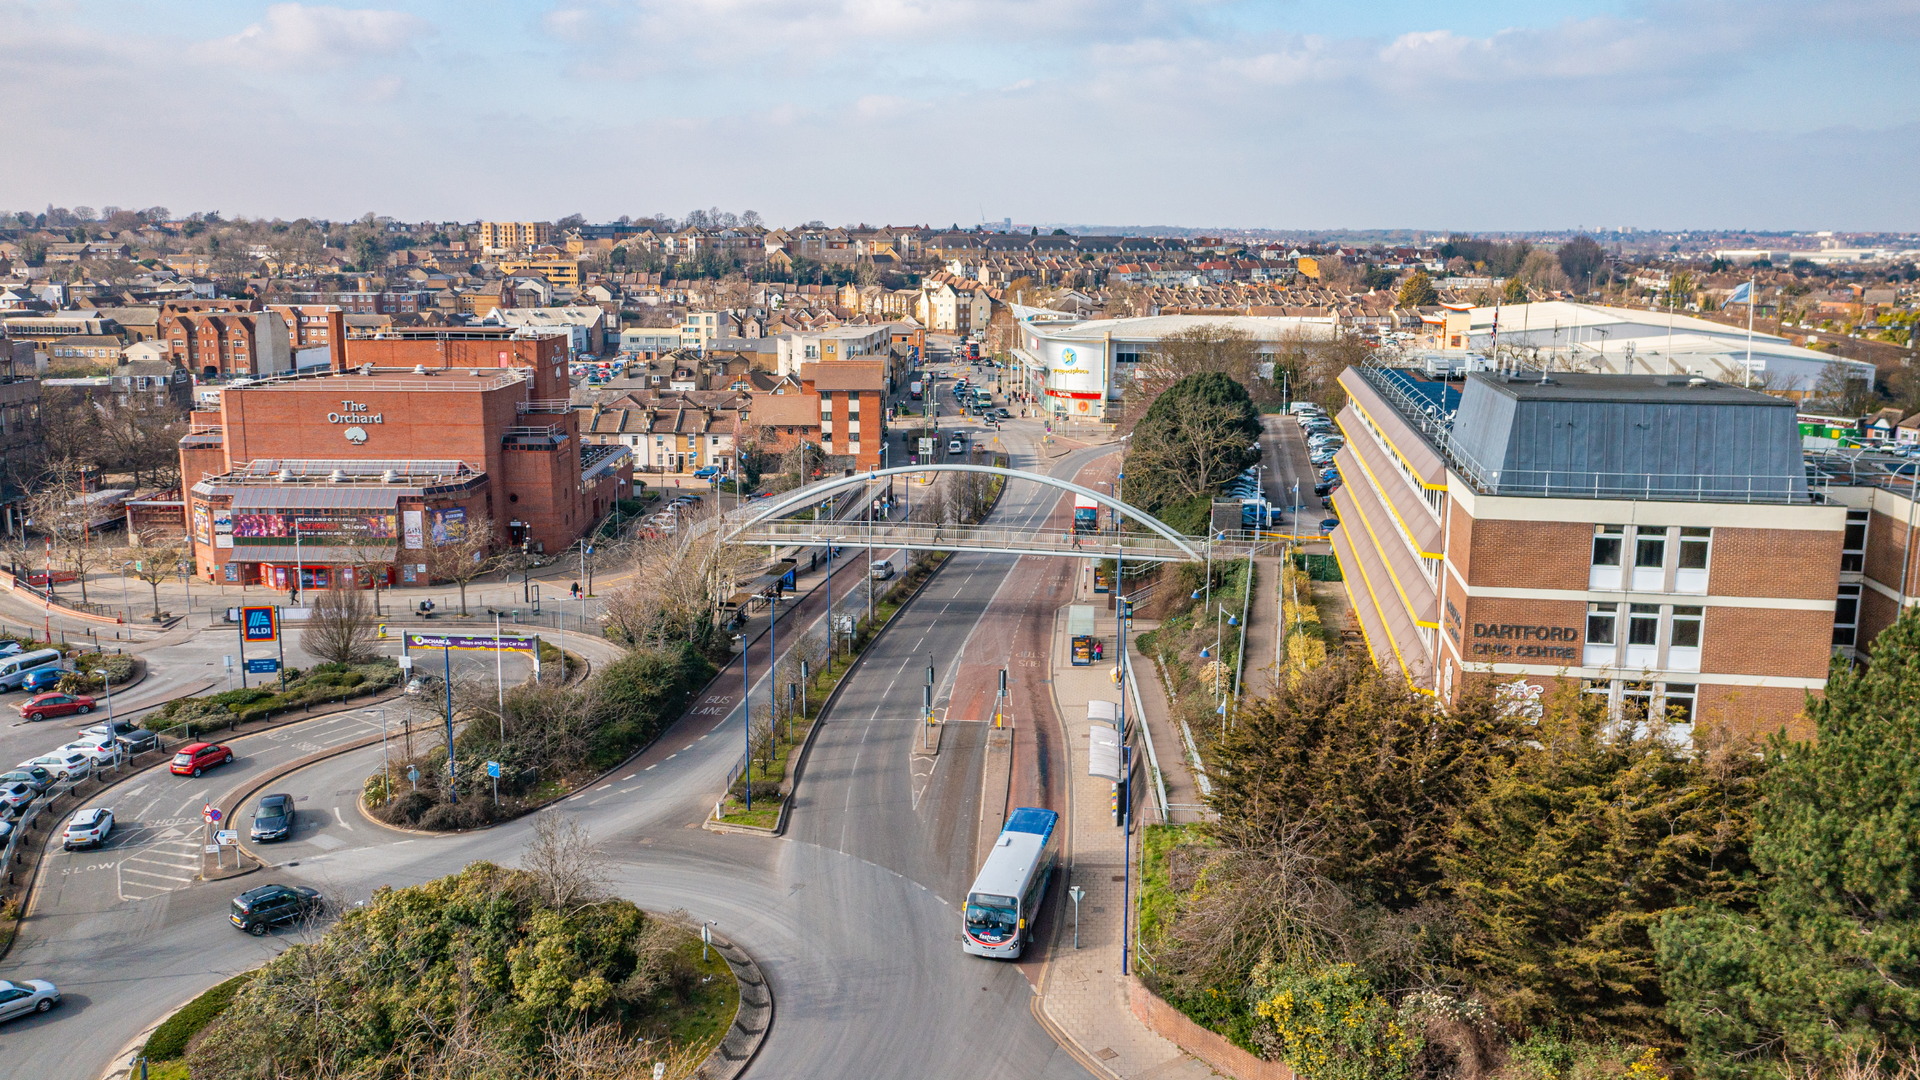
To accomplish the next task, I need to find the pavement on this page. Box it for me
[1033,596,1217,1080]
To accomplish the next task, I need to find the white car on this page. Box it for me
[21,751,90,783]
[60,736,121,766]
[0,782,36,810]
[62,807,112,850]
[0,979,59,1020]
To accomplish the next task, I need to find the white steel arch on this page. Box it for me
[720,463,1204,561]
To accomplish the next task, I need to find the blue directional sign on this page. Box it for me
[245,658,280,674]
[486,761,502,778]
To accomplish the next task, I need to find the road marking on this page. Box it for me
[595,784,612,791]
[333,807,347,826]
[119,867,193,883]
[645,764,658,771]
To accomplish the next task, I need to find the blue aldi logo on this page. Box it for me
[241,606,277,642]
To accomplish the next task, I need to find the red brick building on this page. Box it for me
[799,361,887,470]
[1331,367,1843,740]
[179,328,630,589]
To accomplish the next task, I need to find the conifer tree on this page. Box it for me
[1655,610,1920,1077]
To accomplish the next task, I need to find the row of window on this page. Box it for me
[1584,678,1696,725]
[1584,602,1703,672]
[1591,525,1710,593]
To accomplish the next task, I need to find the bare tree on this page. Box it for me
[521,811,609,912]
[125,536,185,618]
[26,467,111,604]
[338,538,396,617]
[422,512,497,615]
[306,581,380,665]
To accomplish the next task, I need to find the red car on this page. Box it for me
[170,742,233,777]
[16,693,94,721]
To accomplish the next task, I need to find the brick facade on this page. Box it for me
[1707,527,1842,601]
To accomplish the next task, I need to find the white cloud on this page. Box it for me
[200,3,434,69]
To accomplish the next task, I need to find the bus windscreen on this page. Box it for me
[965,893,1018,942]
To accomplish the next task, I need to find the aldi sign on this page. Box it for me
[241,606,277,642]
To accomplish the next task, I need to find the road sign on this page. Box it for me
[202,805,222,824]
[215,829,237,845]
[204,844,220,855]
[245,658,279,674]
[241,606,277,642]
[486,761,502,778]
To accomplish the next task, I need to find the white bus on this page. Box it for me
[963,807,1059,959]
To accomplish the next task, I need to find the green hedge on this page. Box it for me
[144,660,400,732]
[145,971,257,1060]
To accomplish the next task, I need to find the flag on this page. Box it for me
[1722,281,1753,308]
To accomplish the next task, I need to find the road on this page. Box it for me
[0,405,1107,1080]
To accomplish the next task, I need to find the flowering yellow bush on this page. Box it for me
[1251,961,1421,1080]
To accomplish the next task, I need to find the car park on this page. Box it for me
[250,792,294,842]
[0,782,37,811]
[84,718,140,739]
[23,751,90,782]
[230,882,324,935]
[170,742,233,777]
[16,692,94,721]
[0,649,65,691]
[0,979,60,1020]
[62,807,113,850]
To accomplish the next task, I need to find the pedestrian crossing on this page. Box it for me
[117,836,203,901]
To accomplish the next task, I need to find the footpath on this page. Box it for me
[1029,567,1219,1079]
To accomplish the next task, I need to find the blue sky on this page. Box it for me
[5,0,1917,230]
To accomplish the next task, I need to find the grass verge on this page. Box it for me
[143,971,258,1061]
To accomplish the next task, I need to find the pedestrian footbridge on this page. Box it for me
[716,464,1325,562]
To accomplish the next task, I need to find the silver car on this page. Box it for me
[0,979,60,1020]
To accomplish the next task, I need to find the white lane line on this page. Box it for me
[666,753,678,759]
[334,806,347,826]
[645,764,658,771]
[120,867,193,882]
[595,784,612,791]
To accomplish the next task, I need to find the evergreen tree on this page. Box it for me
[1443,691,1765,1047]
[1211,657,1523,911]
[1398,269,1438,308]
[1655,610,1920,1077]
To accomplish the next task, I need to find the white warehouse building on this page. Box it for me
[1008,306,1337,422]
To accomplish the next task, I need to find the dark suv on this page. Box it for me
[230,883,323,936]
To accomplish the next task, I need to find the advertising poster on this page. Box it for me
[213,510,234,549]
[191,504,212,545]
[429,507,467,545]
[231,513,399,545]
[403,509,424,549]
[224,563,240,582]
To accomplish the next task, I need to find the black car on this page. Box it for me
[230,883,323,935]
[115,729,161,756]
[250,793,294,842]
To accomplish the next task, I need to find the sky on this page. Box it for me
[4,0,1918,232]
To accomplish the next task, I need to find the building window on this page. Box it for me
[1834,584,1862,647]
[1622,678,1655,720]
[1625,603,1661,668]
[1676,528,1711,593]
[1660,683,1696,726]
[1591,525,1624,589]
[1841,509,1868,573]
[1633,529,1667,591]
[1585,602,1617,667]
[1670,605,1703,672]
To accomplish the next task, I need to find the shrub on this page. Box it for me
[383,790,435,826]
[417,797,494,831]
[145,972,257,1060]
[728,779,782,803]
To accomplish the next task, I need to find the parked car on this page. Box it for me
[250,793,294,842]
[60,736,122,766]
[16,692,94,721]
[1320,518,1341,531]
[0,769,50,794]
[22,751,90,782]
[19,668,66,693]
[870,561,895,581]
[0,979,60,1020]
[170,742,233,777]
[230,882,324,935]
[693,465,722,479]
[62,807,113,850]
[0,782,37,811]
[115,729,161,756]
[0,641,25,658]
[84,718,140,738]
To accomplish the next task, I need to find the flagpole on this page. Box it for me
[1745,272,1756,388]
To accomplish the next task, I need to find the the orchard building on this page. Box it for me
[178,328,632,590]
[1330,364,1848,740]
